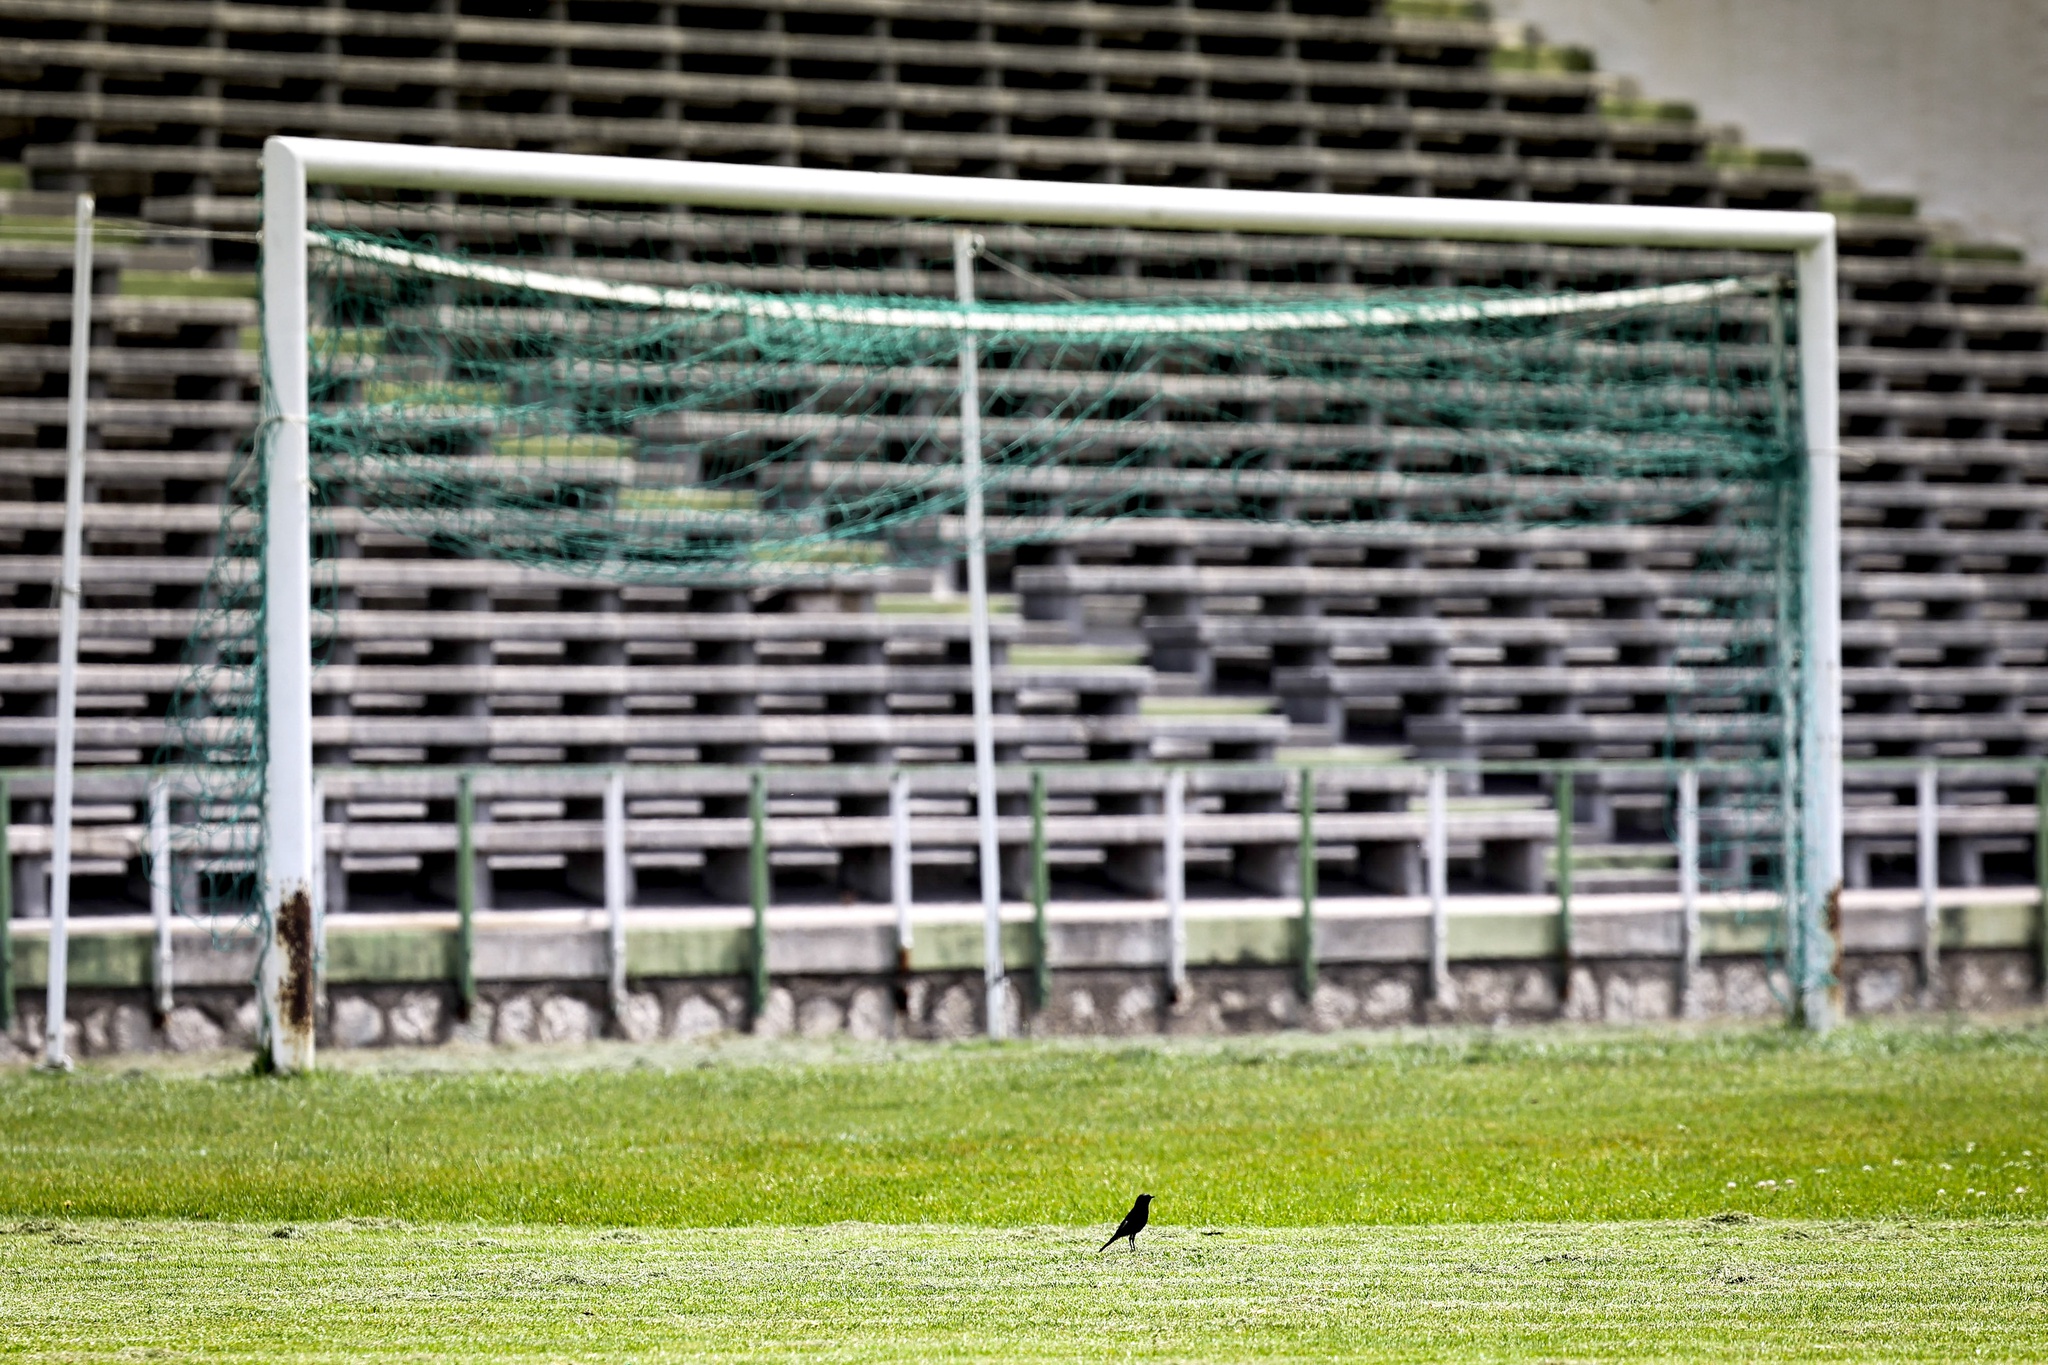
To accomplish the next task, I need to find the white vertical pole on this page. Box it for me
[261,138,318,1073]
[149,778,172,1019]
[953,228,1005,1041]
[889,769,913,965]
[1427,767,1449,1004]
[1164,768,1186,999]
[1917,762,1939,990]
[1796,233,1842,1034]
[42,192,92,1072]
[604,768,627,1021]
[1678,766,1700,1002]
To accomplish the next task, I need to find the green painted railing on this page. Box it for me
[455,772,476,1020]
[0,775,11,1031]
[749,769,770,1020]
[1297,767,1317,1001]
[1030,769,1050,1010]
[9,757,2048,1024]
[1556,767,1576,998]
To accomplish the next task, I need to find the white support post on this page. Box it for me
[953,228,1006,1041]
[260,140,318,1073]
[149,779,172,1020]
[42,192,92,1072]
[889,769,913,968]
[1917,762,1940,991]
[1796,233,1843,1034]
[1426,767,1449,1005]
[604,768,628,1023]
[1164,768,1186,1000]
[1678,766,1700,1005]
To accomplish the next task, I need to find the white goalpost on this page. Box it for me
[255,135,1842,1072]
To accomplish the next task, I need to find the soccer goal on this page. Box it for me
[220,136,1840,1070]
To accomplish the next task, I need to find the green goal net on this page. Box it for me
[157,201,1812,982]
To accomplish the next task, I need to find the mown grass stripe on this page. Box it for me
[3,1217,2045,1362]
[1,1023,2043,1227]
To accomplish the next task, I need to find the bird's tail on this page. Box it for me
[1098,1234,1117,1253]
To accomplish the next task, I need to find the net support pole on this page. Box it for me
[604,768,628,1026]
[259,139,317,1073]
[1678,766,1700,1009]
[42,192,92,1072]
[1164,767,1186,1004]
[1795,233,1843,1034]
[149,778,173,1022]
[1917,763,1940,996]
[890,769,913,976]
[953,228,1006,1041]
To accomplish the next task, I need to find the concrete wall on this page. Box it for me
[11,951,2043,1061]
[1493,0,2048,260]
[5,892,2042,1059]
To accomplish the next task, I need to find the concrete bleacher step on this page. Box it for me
[0,0,2043,916]
[1554,844,1681,897]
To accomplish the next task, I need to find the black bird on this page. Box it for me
[1099,1193,1152,1253]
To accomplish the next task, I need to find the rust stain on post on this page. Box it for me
[278,888,315,1036]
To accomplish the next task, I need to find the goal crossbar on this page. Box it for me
[257,136,1842,1070]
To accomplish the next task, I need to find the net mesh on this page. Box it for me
[155,199,1813,989]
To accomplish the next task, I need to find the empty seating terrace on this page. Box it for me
[0,0,1809,206]
[0,0,2045,918]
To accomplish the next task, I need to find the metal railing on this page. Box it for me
[8,755,2048,1059]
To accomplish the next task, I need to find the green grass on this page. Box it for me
[1600,95,1697,124]
[1490,43,1595,74]
[7,1025,2048,1359]
[1819,191,1920,219]
[491,432,635,462]
[4,1024,2046,1227]
[1706,145,1813,170]
[0,215,148,245]
[1384,0,1489,22]
[1006,644,1145,667]
[118,269,259,299]
[616,487,758,512]
[4,1216,2045,1361]
[1139,695,1274,716]
[874,593,1018,616]
[361,379,506,407]
[1929,240,2027,263]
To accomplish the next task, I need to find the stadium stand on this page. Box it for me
[0,0,2044,920]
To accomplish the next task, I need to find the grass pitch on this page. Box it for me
[3,1021,2046,1359]
[6,1216,2048,1361]
[4,1023,2044,1225]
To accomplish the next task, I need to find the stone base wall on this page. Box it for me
[3,950,2040,1062]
